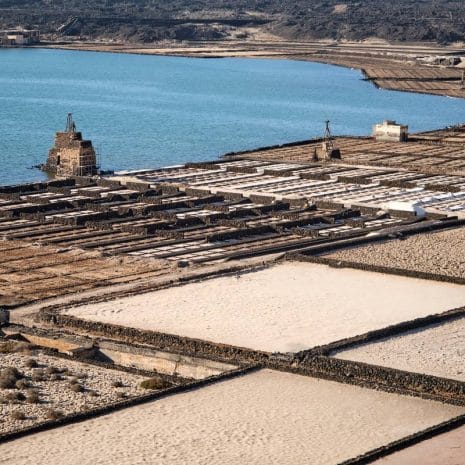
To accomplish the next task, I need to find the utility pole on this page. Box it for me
[65,113,76,133]
[323,120,334,153]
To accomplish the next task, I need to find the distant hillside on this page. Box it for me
[1,0,465,44]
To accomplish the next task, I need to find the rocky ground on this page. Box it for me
[0,341,148,434]
[323,226,465,279]
[2,0,465,43]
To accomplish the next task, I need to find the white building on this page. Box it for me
[373,120,408,142]
[1,28,39,46]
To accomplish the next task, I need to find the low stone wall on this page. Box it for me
[290,253,465,285]
[37,311,465,406]
[27,259,271,314]
[308,306,465,356]
[4,324,215,383]
[339,414,465,465]
[38,313,270,366]
[279,355,465,406]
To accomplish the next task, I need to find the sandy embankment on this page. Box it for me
[373,424,465,465]
[334,316,465,382]
[64,262,465,352]
[323,227,465,279]
[1,369,463,465]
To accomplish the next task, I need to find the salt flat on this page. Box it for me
[373,424,465,465]
[1,369,463,465]
[64,262,465,352]
[334,317,465,381]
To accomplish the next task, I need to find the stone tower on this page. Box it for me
[44,114,98,177]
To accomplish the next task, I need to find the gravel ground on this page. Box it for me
[323,227,465,279]
[0,344,147,434]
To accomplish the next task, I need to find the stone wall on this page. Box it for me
[290,252,465,285]
[38,313,271,365]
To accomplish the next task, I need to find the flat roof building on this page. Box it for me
[0,28,39,46]
[373,120,408,142]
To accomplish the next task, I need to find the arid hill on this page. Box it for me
[1,0,465,43]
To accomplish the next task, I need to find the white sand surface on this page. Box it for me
[1,369,463,465]
[64,262,465,352]
[334,317,465,381]
[373,425,465,465]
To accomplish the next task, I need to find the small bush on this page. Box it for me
[1,367,23,380]
[112,380,123,388]
[0,375,16,389]
[116,391,127,399]
[11,411,26,421]
[69,383,84,393]
[68,377,78,385]
[45,366,59,375]
[140,377,171,390]
[5,391,26,403]
[31,369,46,382]
[88,390,99,397]
[25,358,38,369]
[0,342,32,354]
[0,342,18,353]
[0,366,23,389]
[15,379,29,390]
[50,373,63,381]
[26,389,40,404]
[45,409,63,420]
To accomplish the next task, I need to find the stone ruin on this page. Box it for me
[44,113,98,177]
[313,120,341,162]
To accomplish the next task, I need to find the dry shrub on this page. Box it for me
[69,383,84,393]
[2,367,23,379]
[25,358,38,369]
[11,411,26,421]
[0,342,18,354]
[45,366,59,375]
[112,380,123,388]
[50,373,63,381]
[26,389,40,404]
[116,391,127,399]
[0,375,16,389]
[0,342,32,354]
[140,377,171,390]
[0,367,24,389]
[31,369,46,382]
[15,379,29,390]
[5,391,26,403]
[45,409,64,420]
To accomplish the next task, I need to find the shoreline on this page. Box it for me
[16,39,465,100]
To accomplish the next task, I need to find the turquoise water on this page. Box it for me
[1,48,465,185]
